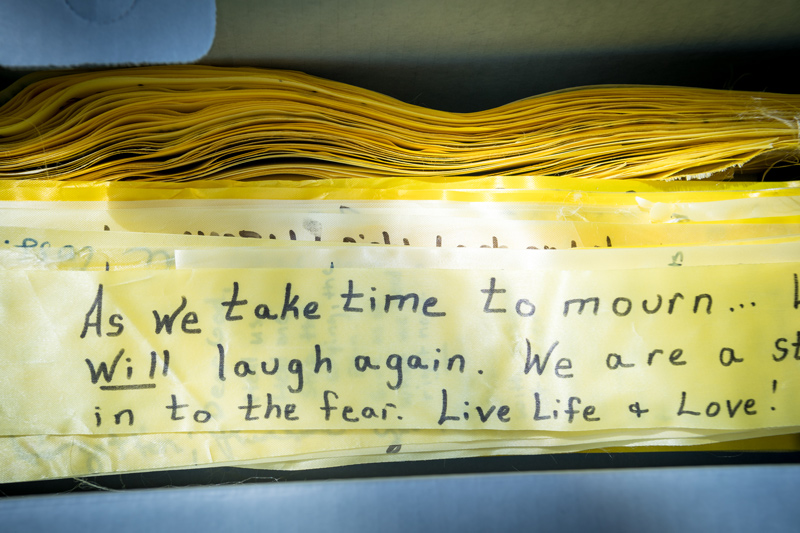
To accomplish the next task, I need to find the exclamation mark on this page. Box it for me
[771,380,778,411]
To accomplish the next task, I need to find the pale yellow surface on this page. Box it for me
[2,180,800,483]
[6,210,799,250]
[1,263,798,437]
[4,225,800,274]
[1,177,800,202]
[2,179,800,481]
[3,177,800,203]
[5,198,800,250]
[175,240,800,270]
[0,226,303,271]
[2,225,800,481]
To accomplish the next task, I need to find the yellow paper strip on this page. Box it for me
[5,201,800,249]
[1,263,798,436]
[1,177,799,203]
[174,240,800,271]
[4,224,799,273]
[77,220,800,252]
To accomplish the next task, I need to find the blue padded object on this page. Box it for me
[0,0,216,67]
[2,466,799,532]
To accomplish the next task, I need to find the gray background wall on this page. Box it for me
[201,0,800,110]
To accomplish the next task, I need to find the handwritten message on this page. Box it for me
[1,263,798,436]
